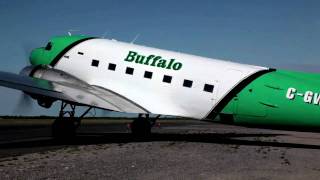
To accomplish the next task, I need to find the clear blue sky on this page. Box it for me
[0,0,319,116]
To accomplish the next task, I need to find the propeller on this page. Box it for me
[12,42,36,115]
[13,92,33,115]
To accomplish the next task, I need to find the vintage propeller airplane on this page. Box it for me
[0,34,319,137]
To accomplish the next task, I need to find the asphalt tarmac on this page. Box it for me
[0,118,320,180]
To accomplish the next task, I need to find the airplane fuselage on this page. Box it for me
[29,35,320,129]
[49,38,267,119]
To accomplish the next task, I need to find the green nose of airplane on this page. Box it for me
[30,48,44,66]
[29,35,94,67]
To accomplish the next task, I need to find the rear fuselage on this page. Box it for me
[222,70,320,128]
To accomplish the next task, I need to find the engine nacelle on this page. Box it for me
[36,96,55,108]
[21,65,88,86]
[19,65,89,108]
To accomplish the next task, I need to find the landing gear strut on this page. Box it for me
[52,101,92,139]
[130,114,160,137]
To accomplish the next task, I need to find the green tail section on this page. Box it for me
[221,70,320,128]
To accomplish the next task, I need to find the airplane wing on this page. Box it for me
[0,71,148,114]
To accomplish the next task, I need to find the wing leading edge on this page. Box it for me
[0,71,148,114]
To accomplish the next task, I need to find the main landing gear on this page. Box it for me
[130,114,161,137]
[52,101,92,139]
[52,102,160,138]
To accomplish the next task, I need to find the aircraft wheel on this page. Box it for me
[130,118,152,137]
[52,117,77,139]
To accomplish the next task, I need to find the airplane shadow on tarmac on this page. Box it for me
[1,132,320,151]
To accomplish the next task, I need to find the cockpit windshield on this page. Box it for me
[45,42,52,51]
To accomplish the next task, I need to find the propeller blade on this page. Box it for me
[13,93,33,115]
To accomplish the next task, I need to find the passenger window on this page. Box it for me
[126,67,134,75]
[91,59,99,67]
[204,84,214,93]
[163,75,172,83]
[108,63,116,71]
[45,42,52,51]
[183,79,193,88]
[144,71,153,79]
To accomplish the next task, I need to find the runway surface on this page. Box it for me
[0,118,320,180]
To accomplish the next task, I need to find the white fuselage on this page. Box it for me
[54,38,267,119]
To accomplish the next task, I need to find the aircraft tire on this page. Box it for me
[52,117,77,139]
[131,118,152,137]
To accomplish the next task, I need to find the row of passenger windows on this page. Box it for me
[82,53,214,93]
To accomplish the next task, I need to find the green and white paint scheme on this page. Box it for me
[1,35,320,130]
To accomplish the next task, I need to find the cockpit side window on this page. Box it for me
[45,42,52,51]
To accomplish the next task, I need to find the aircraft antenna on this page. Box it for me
[131,33,140,44]
[67,29,80,36]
